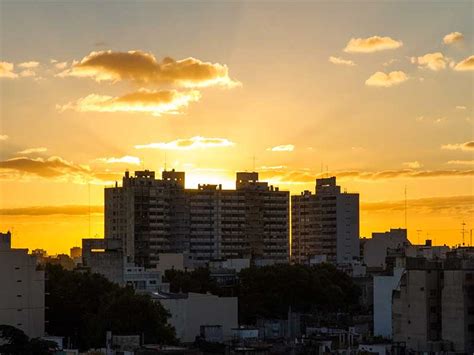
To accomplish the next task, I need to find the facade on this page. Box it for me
[373,267,404,338]
[291,177,359,265]
[363,228,410,268]
[82,238,168,292]
[0,232,45,338]
[155,292,238,343]
[442,256,474,353]
[105,170,289,267]
[392,258,444,352]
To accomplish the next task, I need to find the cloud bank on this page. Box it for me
[365,71,408,87]
[60,50,240,88]
[135,136,235,150]
[344,36,402,53]
[58,89,200,116]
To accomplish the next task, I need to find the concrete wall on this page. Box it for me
[373,267,404,338]
[159,293,238,343]
[0,240,45,338]
[336,193,359,264]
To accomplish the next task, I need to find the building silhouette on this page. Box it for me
[105,170,289,267]
[291,177,359,265]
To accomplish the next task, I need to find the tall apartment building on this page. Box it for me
[291,177,359,265]
[105,170,188,267]
[0,232,45,338]
[105,170,289,267]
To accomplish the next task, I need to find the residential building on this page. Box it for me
[153,291,238,343]
[291,177,359,265]
[0,231,45,338]
[442,255,474,353]
[82,238,168,292]
[105,170,289,267]
[363,228,410,268]
[392,253,474,353]
[392,258,444,352]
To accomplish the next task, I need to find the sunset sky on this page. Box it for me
[1,1,473,254]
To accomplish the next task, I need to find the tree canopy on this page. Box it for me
[45,264,176,351]
[164,263,361,324]
[0,325,57,355]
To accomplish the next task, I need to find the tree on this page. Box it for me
[164,267,220,294]
[0,325,57,355]
[45,264,176,351]
[237,263,361,323]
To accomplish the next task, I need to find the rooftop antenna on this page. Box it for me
[326,165,329,178]
[404,185,407,229]
[88,182,91,238]
[416,229,422,245]
[461,221,466,246]
[252,155,256,172]
[164,152,167,171]
[470,229,472,247]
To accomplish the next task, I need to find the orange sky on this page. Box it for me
[0,1,473,254]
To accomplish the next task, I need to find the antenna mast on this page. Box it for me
[461,221,466,246]
[404,185,407,229]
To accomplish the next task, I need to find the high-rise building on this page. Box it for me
[105,170,289,267]
[0,231,45,338]
[105,170,188,267]
[291,177,359,265]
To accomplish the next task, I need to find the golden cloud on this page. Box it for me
[403,161,422,169]
[365,71,408,87]
[60,50,240,88]
[441,141,474,151]
[19,69,36,77]
[412,52,447,71]
[443,32,464,45]
[17,147,48,154]
[267,144,295,152]
[58,89,201,116]
[453,55,474,71]
[0,134,8,141]
[328,56,355,66]
[96,156,141,165]
[135,136,235,150]
[447,160,474,165]
[361,195,474,214]
[259,168,474,184]
[0,61,18,78]
[0,156,121,184]
[344,36,402,53]
[18,61,40,69]
[0,205,104,216]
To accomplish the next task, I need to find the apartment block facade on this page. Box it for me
[392,254,474,353]
[105,170,289,267]
[291,177,359,265]
[0,232,45,338]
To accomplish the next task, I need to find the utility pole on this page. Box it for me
[461,221,466,246]
[416,229,422,245]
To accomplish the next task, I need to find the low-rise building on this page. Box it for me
[153,291,238,343]
[0,231,45,338]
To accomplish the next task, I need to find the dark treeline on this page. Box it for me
[164,263,361,324]
[45,264,176,351]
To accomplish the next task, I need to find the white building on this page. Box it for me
[154,292,238,343]
[373,267,404,338]
[0,232,45,338]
